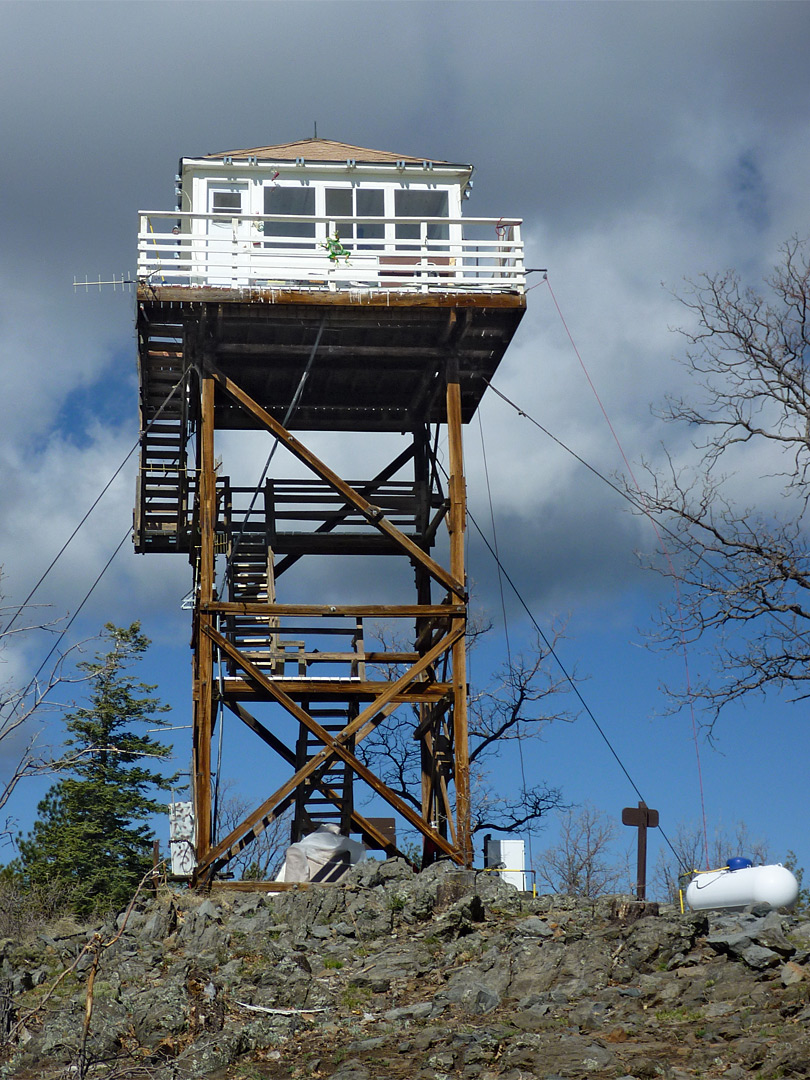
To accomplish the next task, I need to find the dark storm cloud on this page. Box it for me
[465,465,663,618]
[1,0,809,646]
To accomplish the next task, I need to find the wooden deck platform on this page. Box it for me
[137,285,525,431]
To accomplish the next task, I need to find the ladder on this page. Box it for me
[291,704,357,841]
[134,314,190,552]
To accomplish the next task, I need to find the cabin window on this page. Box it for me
[355,189,384,248]
[325,188,352,224]
[395,190,449,241]
[325,188,384,249]
[325,188,353,244]
[264,185,316,244]
[211,190,243,214]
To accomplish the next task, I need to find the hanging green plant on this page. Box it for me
[322,231,351,264]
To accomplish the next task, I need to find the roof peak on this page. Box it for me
[199,138,460,166]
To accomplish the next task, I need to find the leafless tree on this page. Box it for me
[536,803,625,897]
[652,819,771,904]
[634,237,810,725]
[359,624,576,835]
[213,785,291,880]
[0,578,87,835]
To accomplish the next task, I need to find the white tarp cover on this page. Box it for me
[275,823,366,883]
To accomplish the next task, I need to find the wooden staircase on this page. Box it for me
[292,705,357,841]
[225,520,281,672]
[134,314,191,552]
[221,492,370,840]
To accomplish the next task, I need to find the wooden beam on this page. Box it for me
[201,602,465,617]
[218,343,480,360]
[219,680,452,703]
[249,650,418,664]
[138,285,527,312]
[192,364,216,862]
[446,357,472,868]
[207,365,465,599]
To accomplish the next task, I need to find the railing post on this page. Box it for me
[420,220,429,293]
[230,217,238,286]
[138,215,145,277]
[513,223,524,288]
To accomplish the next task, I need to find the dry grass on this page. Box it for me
[0,878,73,941]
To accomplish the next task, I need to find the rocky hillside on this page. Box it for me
[3,858,810,1079]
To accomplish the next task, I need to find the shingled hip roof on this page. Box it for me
[198,138,464,167]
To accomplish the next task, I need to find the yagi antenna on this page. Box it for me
[73,272,135,293]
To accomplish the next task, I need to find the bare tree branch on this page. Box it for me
[0,579,93,829]
[214,785,290,880]
[632,238,810,724]
[536,804,625,897]
[359,620,576,835]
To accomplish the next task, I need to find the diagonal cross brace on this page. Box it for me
[273,442,416,579]
[207,363,465,599]
[195,621,465,877]
[223,700,408,861]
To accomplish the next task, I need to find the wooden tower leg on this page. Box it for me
[414,425,443,864]
[192,368,216,871]
[446,358,472,867]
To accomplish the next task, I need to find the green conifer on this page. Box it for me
[16,623,176,915]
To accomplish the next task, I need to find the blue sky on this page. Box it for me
[2,1,810,895]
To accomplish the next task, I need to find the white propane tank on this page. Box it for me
[685,863,799,912]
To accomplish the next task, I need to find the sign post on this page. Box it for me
[622,801,659,900]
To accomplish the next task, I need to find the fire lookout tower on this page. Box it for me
[134,138,525,882]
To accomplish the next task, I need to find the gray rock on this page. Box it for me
[751,923,795,956]
[383,1001,435,1020]
[7,880,810,1080]
[782,960,808,986]
[233,893,262,914]
[788,919,810,946]
[332,920,356,937]
[329,1064,370,1080]
[707,929,753,953]
[142,903,177,941]
[436,951,510,1015]
[516,915,554,937]
[511,1005,551,1030]
[741,943,781,969]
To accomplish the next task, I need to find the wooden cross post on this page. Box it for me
[621,801,659,900]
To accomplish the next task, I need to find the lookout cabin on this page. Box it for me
[137,138,524,293]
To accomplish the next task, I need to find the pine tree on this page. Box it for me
[15,623,176,916]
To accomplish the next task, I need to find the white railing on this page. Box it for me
[137,211,524,293]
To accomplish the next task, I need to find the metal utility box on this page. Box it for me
[485,836,526,890]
